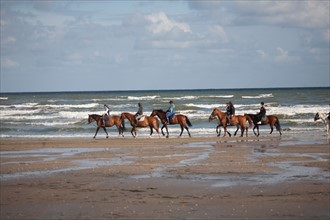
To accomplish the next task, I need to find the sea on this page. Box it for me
[0,87,329,139]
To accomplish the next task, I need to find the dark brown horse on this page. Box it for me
[120,112,160,138]
[88,114,124,139]
[150,109,192,138]
[209,108,252,137]
[244,114,282,136]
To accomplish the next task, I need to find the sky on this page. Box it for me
[1,0,329,93]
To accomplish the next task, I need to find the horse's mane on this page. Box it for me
[153,109,166,113]
[90,114,101,117]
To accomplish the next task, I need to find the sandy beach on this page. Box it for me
[1,136,329,219]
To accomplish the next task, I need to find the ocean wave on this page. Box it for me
[42,103,99,109]
[0,103,39,108]
[28,120,84,126]
[0,109,41,116]
[242,93,274,99]
[0,97,8,100]
[127,95,160,100]
[185,103,221,109]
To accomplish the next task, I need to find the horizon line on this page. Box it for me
[1,86,329,94]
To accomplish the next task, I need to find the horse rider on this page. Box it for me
[257,102,266,122]
[166,100,175,124]
[102,104,110,126]
[226,101,235,125]
[134,102,144,125]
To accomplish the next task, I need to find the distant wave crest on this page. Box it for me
[242,93,274,99]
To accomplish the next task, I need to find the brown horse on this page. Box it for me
[209,108,252,137]
[88,114,124,139]
[150,109,192,138]
[120,112,160,138]
[244,114,282,136]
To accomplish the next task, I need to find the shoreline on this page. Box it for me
[1,136,329,219]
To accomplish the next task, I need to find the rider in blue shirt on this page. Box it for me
[166,100,175,124]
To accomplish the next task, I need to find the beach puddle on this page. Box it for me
[0,147,130,180]
[1,140,329,187]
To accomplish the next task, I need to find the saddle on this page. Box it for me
[103,115,110,122]
[169,114,176,122]
[137,115,146,122]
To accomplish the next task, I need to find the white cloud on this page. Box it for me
[1,58,19,69]
[65,52,83,64]
[209,25,228,43]
[275,47,300,63]
[234,1,329,29]
[150,40,191,49]
[323,29,330,42]
[4,36,16,44]
[257,50,269,59]
[145,11,191,34]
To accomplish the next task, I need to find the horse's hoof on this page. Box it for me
[106,136,109,139]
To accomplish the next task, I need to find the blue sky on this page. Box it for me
[1,1,329,92]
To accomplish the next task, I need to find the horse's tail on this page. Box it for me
[186,116,192,127]
[245,115,253,129]
[275,116,281,131]
[121,118,126,131]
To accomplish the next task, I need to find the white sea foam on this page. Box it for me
[0,109,41,116]
[127,95,160,100]
[185,103,221,109]
[242,93,274,99]
[42,103,99,109]
[1,103,39,108]
[0,97,8,100]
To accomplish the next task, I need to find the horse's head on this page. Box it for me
[150,109,164,117]
[120,113,127,120]
[209,108,219,121]
[314,112,320,121]
[88,114,94,124]
[150,110,157,117]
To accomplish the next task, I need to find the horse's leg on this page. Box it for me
[179,125,184,137]
[257,126,260,136]
[161,124,166,136]
[131,127,136,138]
[116,125,123,137]
[162,124,169,138]
[103,127,109,138]
[149,126,153,138]
[253,125,259,136]
[269,125,274,134]
[234,125,239,136]
[216,125,220,136]
[154,125,160,138]
[185,126,191,137]
[93,127,100,139]
[240,126,244,137]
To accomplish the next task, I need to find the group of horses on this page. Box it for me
[88,108,284,139]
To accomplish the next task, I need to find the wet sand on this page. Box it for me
[1,136,330,219]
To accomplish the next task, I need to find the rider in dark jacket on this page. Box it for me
[258,102,266,122]
[226,101,235,125]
